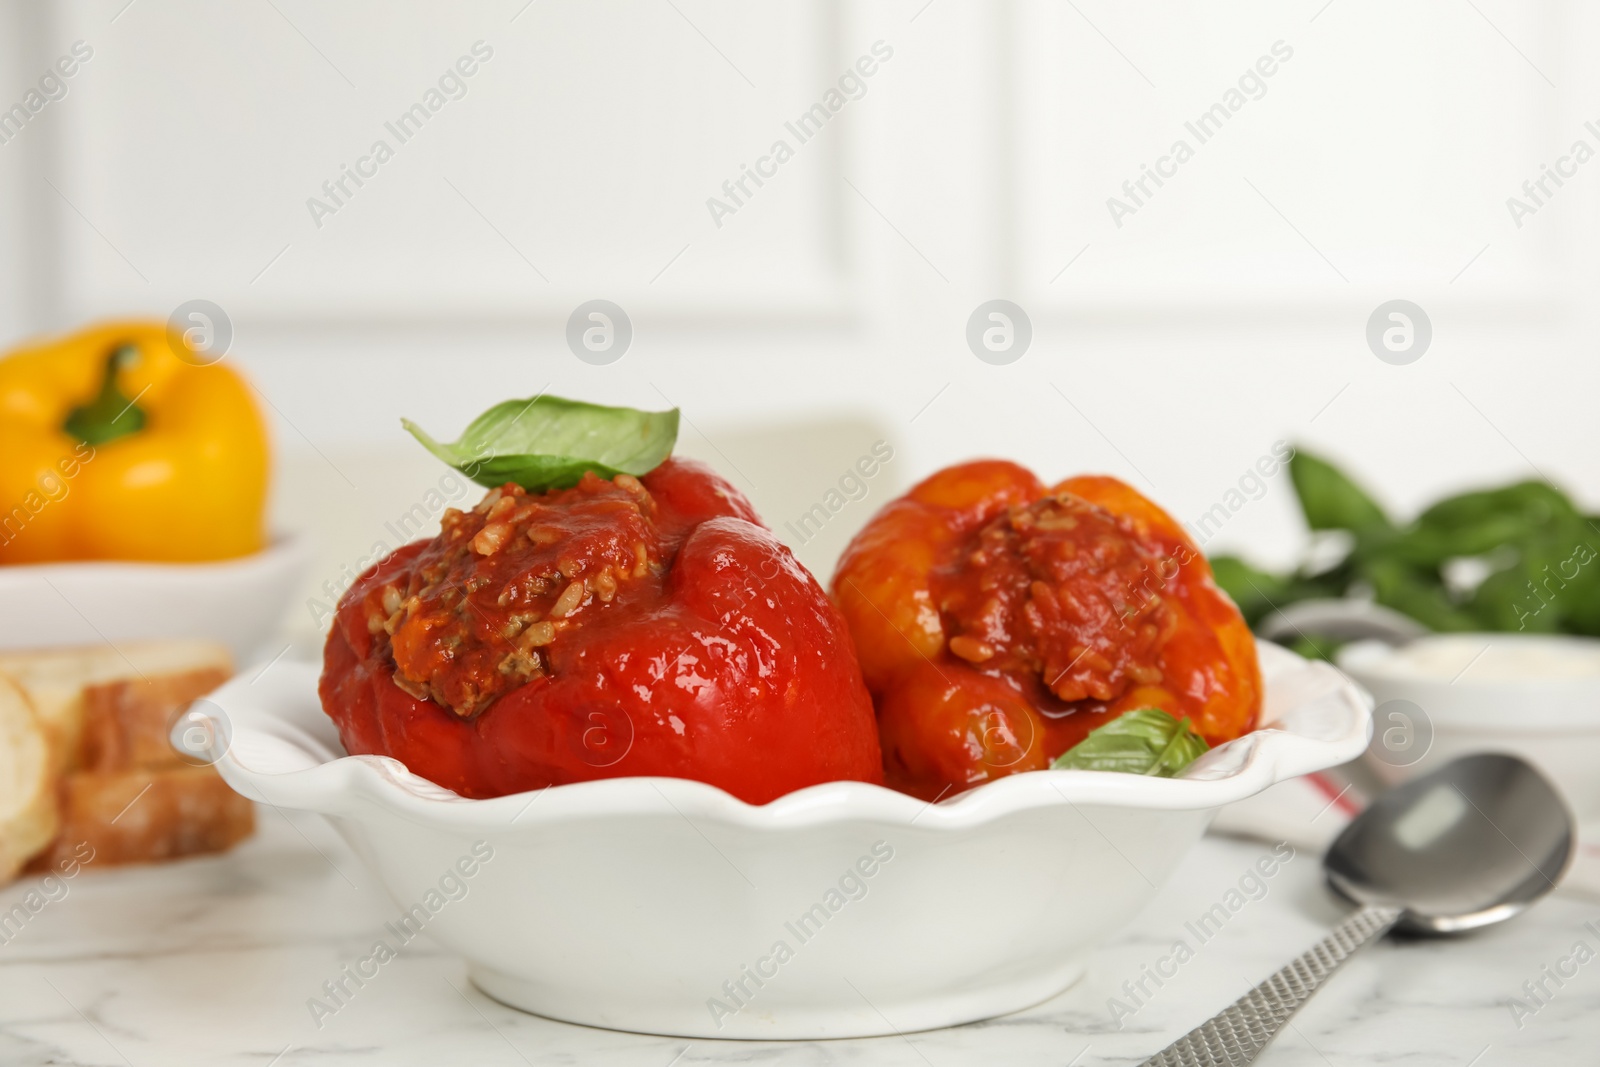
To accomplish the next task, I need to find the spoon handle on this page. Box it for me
[1139,904,1403,1067]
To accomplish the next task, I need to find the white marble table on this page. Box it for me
[0,809,1594,1066]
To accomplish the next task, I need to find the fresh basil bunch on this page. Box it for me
[1210,450,1600,648]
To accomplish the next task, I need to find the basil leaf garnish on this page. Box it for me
[403,395,679,492]
[1050,707,1209,777]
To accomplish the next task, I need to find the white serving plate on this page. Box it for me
[209,642,1369,1040]
[0,533,310,663]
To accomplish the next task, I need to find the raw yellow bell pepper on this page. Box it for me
[0,320,269,564]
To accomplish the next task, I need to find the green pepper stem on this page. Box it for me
[62,344,147,446]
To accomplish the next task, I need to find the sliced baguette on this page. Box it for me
[0,675,59,882]
[0,640,251,875]
[29,765,255,870]
[80,665,233,773]
[0,641,233,774]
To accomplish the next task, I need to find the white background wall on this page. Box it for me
[1,0,1595,647]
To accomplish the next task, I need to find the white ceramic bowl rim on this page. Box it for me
[0,530,309,580]
[212,642,1372,833]
[0,531,313,664]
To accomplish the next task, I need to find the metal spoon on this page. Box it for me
[1141,753,1575,1066]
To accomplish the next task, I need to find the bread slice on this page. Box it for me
[0,675,60,882]
[28,765,255,870]
[0,641,233,774]
[80,664,233,773]
[0,640,249,876]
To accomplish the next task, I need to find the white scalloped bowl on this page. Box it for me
[209,642,1369,1040]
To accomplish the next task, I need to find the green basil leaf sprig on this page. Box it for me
[1050,707,1210,777]
[403,395,679,492]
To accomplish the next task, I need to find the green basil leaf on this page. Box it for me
[1290,449,1391,534]
[402,395,679,492]
[1207,555,1289,626]
[1356,556,1479,633]
[1417,481,1576,532]
[1465,521,1592,634]
[1050,707,1210,777]
[1283,635,1346,663]
[1561,529,1600,636]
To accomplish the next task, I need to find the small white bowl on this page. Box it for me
[1339,632,1600,818]
[0,533,311,663]
[209,642,1369,1040]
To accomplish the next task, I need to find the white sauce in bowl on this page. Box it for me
[1338,632,1600,733]
[1338,633,1600,816]
[1380,634,1600,682]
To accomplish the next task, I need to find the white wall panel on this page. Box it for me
[1013,0,1594,314]
[47,0,866,319]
